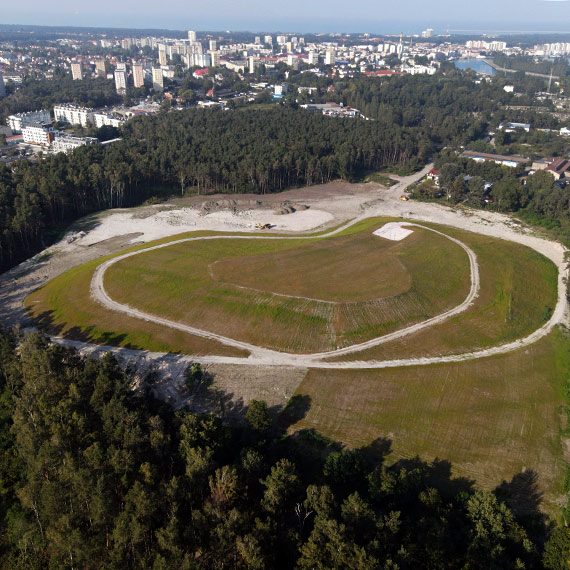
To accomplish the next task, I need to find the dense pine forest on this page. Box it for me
[0,329,567,569]
[0,77,122,119]
[0,73,516,272]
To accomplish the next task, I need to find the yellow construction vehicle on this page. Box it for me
[256,223,272,229]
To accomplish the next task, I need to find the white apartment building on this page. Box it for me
[188,41,203,55]
[208,51,221,67]
[22,122,56,146]
[51,133,98,154]
[95,59,106,78]
[7,110,51,133]
[114,70,127,94]
[287,55,299,70]
[53,104,94,127]
[115,70,127,95]
[152,68,164,91]
[186,53,211,67]
[209,40,217,51]
[188,30,197,42]
[93,112,124,128]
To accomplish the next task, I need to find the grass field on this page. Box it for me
[25,218,557,358]
[101,224,469,353]
[25,233,251,357]
[291,329,570,515]
[329,226,558,361]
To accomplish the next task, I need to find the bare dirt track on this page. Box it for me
[2,161,568,372]
[90,221,480,363]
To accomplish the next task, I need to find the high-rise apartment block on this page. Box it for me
[95,59,106,78]
[114,70,127,94]
[0,72,5,98]
[248,56,258,73]
[188,30,197,42]
[287,55,299,69]
[188,41,203,55]
[71,62,83,80]
[132,63,145,88]
[264,35,273,45]
[308,51,318,65]
[152,67,164,91]
[209,40,217,51]
[208,51,221,67]
[158,48,167,66]
[325,49,335,65]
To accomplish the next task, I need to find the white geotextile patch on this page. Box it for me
[373,222,414,241]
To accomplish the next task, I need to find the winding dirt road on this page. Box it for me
[6,159,565,370]
[90,221,480,366]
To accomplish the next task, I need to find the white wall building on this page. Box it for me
[114,70,127,94]
[152,68,164,91]
[51,133,98,154]
[22,122,56,146]
[7,110,51,133]
[208,51,221,67]
[93,112,124,128]
[53,104,94,127]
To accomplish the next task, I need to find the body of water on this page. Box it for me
[454,59,496,76]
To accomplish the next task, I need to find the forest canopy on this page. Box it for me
[0,329,563,569]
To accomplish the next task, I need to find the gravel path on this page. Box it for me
[3,161,568,371]
[90,221,480,363]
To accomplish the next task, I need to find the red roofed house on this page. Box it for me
[427,169,440,186]
[193,68,209,79]
[363,70,406,77]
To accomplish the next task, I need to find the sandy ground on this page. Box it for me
[373,222,415,241]
[2,162,569,409]
[78,206,335,246]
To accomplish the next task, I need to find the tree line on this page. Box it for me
[0,329,567,569]
[0,73,533,272]
[0,106,426,271]
[413,150,570,244]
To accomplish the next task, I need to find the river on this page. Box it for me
[454,59,496,76]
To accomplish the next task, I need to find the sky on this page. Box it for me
[3,0,570,34]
